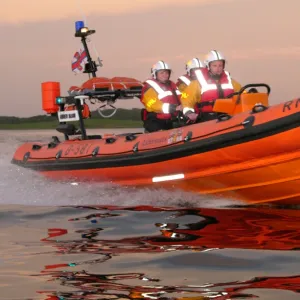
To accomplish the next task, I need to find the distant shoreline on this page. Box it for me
[0,109,143,130]
[0,119,142,130]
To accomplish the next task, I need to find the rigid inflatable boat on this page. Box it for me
[11,22,300,205]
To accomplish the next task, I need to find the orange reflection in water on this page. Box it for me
[37,205,300,299]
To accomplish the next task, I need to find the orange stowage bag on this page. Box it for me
[68,77,144,92]
[109,77,144,89]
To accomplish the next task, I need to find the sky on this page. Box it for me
[1,0,300,117]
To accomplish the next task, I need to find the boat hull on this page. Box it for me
[11,99,300,205]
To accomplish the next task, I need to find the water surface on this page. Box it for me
[1,129,299,300]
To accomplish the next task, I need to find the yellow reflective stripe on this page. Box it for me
[146,99,156,108]
[181,92,188,99]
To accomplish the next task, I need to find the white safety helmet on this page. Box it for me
[186,58,204,76]
[204,50,226,69]
[151,60,171,79]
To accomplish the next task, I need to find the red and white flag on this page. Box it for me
[71,48,88,74]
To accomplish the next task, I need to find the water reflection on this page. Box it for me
[37,272,300,300]
[37,206,300,299]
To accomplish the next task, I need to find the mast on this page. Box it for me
[75,21,98,78]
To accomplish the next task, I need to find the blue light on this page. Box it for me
[56,97,64,104]
[75,21,85,32]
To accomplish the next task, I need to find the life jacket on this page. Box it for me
[176,70,200,89]
[64,103,91,119]
[194,68,234,112]
[176,74,191,87]
[141,79,181,120]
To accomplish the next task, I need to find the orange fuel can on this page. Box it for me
[41,82,61,114]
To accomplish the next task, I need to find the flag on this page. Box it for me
[71,48,88,74]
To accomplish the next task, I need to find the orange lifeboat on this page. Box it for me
[11,22,300,206]
[11,82,300,206]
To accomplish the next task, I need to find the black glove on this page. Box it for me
[169,104,177,114]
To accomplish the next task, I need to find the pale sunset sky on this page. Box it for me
[1,0,300,116]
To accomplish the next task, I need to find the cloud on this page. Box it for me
[1,0,237,24]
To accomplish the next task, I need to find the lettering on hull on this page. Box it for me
[282,99,300,112]
[64,143,93,156]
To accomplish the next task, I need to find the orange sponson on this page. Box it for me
[11,96,300,206]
